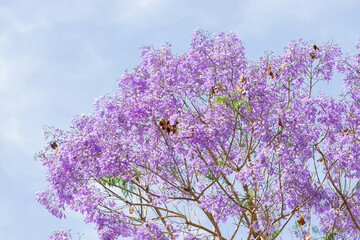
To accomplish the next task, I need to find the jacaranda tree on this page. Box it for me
[37,29,360,240]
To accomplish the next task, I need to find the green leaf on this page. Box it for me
[215,96,228,105]
[215,95,251,110]
[100,175,134,198]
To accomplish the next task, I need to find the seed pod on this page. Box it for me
[297,214,305,225]
[310,52,316,60]
[209,85,216,96]
[235,84,243,91]
[129,205,134,214]
[50,142,58,150]
[320,156,324,162]
[305,236,312,240]
[278,117,283,127]
[159,119,165,127]
[240,73,245,83]
[269,71,274,79]
[313,43,319,51]
[166,119,170,127]
[267,65,271,74]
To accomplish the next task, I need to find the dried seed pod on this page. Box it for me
[278,117,283,127]
[267,65,274,78]
[320,156,324,162]
[159,119,165,127]
[310,52,316,60]
[166,118,170,126]
[313,43,319,51]
[267,65,271,74]
[50,141,58,150]
[129,205,134,214]
[297,214,305,225]
[305,236,312,240]
[172,121,178,134]
[269,71,274,79]
[235,84,243,91]
[166,127,171,134]
[209,85,216,96]
[240,73,245,83]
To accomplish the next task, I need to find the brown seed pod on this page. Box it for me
[166,119,170,126]
[209,85,216,96]
[159,119,165,127]
[305,236,312,240]
[320,156,324,162]
[235,84,243,91]
[171,121,179,134]
[297,214,305,225]
[240,73,245,83]
[50,141,58,150]
[269,71,274,79]
[135,175,140,182]
[310,52,316,60]
[267,65,271,74]
[129,205,134,214]
[313,43,319,51]
[278,117,283,127]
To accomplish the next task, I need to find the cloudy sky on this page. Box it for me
[0,0,359,239]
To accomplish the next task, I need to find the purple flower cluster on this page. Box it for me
[48,229,72,240]
[37,29,360,239]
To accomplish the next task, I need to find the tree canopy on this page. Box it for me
[37,29,360,240]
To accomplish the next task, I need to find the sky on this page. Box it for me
[0,0,359,239]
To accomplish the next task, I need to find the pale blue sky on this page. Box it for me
[0,0,359,239]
